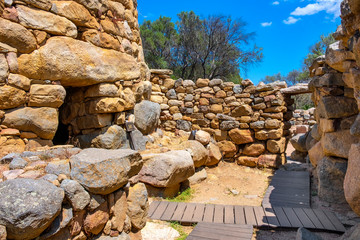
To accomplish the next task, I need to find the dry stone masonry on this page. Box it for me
[294,0,360,216]
[149,69,295,168]
[0,147,148,240]
[0,0,151,155]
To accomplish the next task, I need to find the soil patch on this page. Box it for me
[190,161,273,206]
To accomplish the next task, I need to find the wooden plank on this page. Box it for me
[224,205,235,224]
[282,207,303,228]
[234,206,246,225]
[194,224,254,234]
[213,205,224,223]
[190,231,250,240]
[148,201,160,217]
[253,206,268,227]
[188,223,253,240]
[160,202,177,221]
[263,207,280,227]
[323,210,346,232]
[151,201,168,220]
[244,206,257,225]
[181,203,196,223]
[192,203,206,222]
[293,208,315,228]
[312,209,336,231]
[171,202,187,222]
[203,204,215,223]
[302,208,324,229]
[272,207,291,228]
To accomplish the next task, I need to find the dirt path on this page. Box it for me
[190,161,274,206]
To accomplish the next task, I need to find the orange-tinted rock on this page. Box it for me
[228,129,254,145]
[84,201,109,235]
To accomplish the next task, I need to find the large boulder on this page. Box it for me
[70,148,142,194]
[321,130,359,159]
[138,150,195,188]
[0,179,64,240]
[317,156,347,204]
[180,140,208,167]
[344,144,360,216]
[18,37,140,87]
[134,100,161,135]
[3,107,58,139]
[206,142,222,166]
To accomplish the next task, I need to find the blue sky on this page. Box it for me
[137,0,342,84]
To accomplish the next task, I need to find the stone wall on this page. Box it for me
[0,147,148,240]
[302,0,360,215]
[0,0,150,156]
[149,69,294,168]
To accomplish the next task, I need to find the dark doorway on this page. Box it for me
[53,112,69,145]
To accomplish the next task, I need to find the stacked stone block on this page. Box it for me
[150,69,290,168]
[0,0,149,154]
[304,0,360,214]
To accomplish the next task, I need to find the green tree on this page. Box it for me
[140,16,178,69]
[140,11,263,81]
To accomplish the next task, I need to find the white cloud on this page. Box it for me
[283,16,301,24]
[272,1,280,5]
[261,22,273,27]
[291,0,342,17]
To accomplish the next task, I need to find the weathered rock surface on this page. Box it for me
[180,140,208,167]
[207,142,222,166]
[127,183,148,231]
[0,18,37,53]
[344,144,360,216]
[3,107,58,139]
[0,179,64,240]
[0,85,26,110]
[18,37,140,87]
[321,130,358,159]
[317,156,347,203]
[84,201,109,235]
[52,1,99,29]
[317,96,358,119]
[195,130,211,145]
[61,179,90,211]
[70,148,142,194]
[228,129,254,145]
[308,141,324,167]
[134,101,160,135]
[290,134,308,153]
[29,84,66,108]
[17,5,77,37]
[91,125,127,149]
[138,150,195,187]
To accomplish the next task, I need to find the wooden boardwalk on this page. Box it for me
[148,201,346,232]
[262,170,310,208]
[186,222,253,240]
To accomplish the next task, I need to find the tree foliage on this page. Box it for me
[140,11,263,82]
